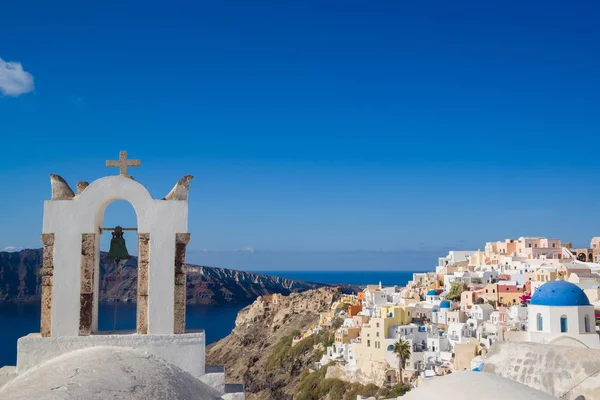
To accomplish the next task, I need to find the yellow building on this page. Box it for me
[352,305,413,364]
[535,267,557,283]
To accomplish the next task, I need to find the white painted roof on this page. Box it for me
[403,371,555,399]
[0,346,224,400]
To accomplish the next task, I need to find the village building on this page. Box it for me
[556,263,591,280]
[470,304,493,324]
[567,272,600,289]
[431,300,452,325]
[527,280,599,349]
[425,289,440,303]
[351,305,413,368]
[445,310,467,324]
[335,327,360,344]
[460,290,476,312]
[447,322,471,348]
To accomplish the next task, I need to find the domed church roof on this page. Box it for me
[530,280,590,307]
[440,300,451,308]
[0,346,224,400]
[426,289,439,296]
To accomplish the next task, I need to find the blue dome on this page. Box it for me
[426,290,438,296]
[432,309,438,313]
[530,281,590,306]
[439,300,451,309]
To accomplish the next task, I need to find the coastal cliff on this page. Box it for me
[0,249,357,304]
[206,287,340,399]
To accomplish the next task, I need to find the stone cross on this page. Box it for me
[106,151,141,177]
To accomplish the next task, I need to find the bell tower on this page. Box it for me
[40,151,193,337]
[5,151,245,398]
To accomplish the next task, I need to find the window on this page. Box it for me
[387,345,394,351]
[585,315,591,333]
[408,312,410,316]
[376,332,379,337]
[537,314,543,331]
[529,244,532,248]
[367,340,371,347]
[560,316,568,333]
[552,243,556,248]
[376,323,380,328]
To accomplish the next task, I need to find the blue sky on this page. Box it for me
[1,1,599,270]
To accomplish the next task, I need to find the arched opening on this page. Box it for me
[560,315,568,333]
[97,200,139,333]
[537,313,543,331]
[387,344,394,352]
[584,315,590,333]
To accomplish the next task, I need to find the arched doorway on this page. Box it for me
[97,200,139,333]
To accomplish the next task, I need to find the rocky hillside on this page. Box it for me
[207,288,411,400]
[206,287,340,399]
[0,249,359,304]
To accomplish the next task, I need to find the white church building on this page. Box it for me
[0,152,245,399]
[527,280,599,349]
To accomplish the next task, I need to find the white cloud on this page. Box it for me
[0,57,34,97]
[3,246,22,252]
[235,247,255,254]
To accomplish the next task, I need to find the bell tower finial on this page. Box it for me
[106,151,140,177]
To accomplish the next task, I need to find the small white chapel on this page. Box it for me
[0,152,245,399]
[526,280,599,349]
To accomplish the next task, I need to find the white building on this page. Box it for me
[425,289,440,304]
[470,304,493,323]
[363,285,388,308]
[431,300,452,325]
[527,280,599,349]
[447,323,470,348]
[437,250,477,271]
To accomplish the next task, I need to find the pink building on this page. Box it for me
[516,237,562,259]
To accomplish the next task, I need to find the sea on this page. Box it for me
[0,270,424,368]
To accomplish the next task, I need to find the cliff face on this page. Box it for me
[206,287,342,400]
[0,249,342,304]
[0,249,43,303]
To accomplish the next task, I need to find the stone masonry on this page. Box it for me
[79,233,96,335]
[40,233,55,337]
[174,233,191,334]
[137,233,150,334]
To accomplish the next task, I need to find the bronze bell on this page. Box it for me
[106,226,130,264]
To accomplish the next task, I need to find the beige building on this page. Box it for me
[534,267,557,283]
[446,310,467,324]
[485,237,563,263]
[454,342,478,371]
[568,272,600,285]
[556,264,591,280]
[335,327,360,344]
[460,291,476,312]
